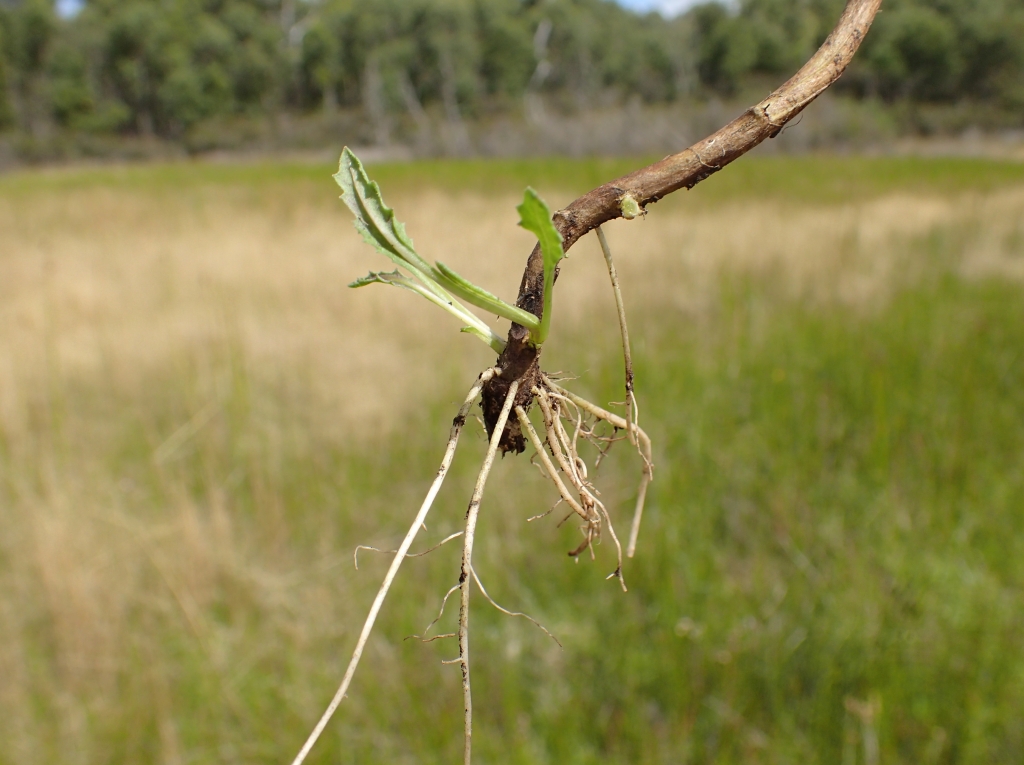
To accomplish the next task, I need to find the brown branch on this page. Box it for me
[533,0,881,286]
[483,0,882,452]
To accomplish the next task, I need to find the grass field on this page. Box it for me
[1,154,1023,764]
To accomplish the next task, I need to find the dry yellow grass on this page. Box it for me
[1,164,1023,761]
[3,177,1024,442]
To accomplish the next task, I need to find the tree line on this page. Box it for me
[1,0,1022,149]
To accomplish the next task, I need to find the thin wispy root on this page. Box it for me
[470,567,562,648]
[489,227,653,575]
[531,386,604,562]
[289,363,646,765]
[458,378,520,765]
[541,376,654,561]
[290,368,498,765]
[541,383,629,588]
[515,406,590,524]
[596,226,641,448]
[353,532,464,570]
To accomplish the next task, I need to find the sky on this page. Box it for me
[55,0,83,17]
[613,0,711,16]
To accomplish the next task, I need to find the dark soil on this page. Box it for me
[481,321,541,454]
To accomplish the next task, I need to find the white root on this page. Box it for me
[590,492,627,591]
[293,354,651,765]
[596,226,640,446]
[470,566,561,647]
[353,531,464,569]
[289,368,497,765]
[458,378,520,765]
[515,406,589,523]
[532,388,595,521]
[543,376,653,559]
[418,583,463,638]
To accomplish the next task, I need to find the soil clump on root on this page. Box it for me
[481,328,541,454]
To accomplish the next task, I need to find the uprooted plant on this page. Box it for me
[291,2,881,763]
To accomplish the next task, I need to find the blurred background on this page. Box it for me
[2,2,1024,765]
[2,0,1024,165]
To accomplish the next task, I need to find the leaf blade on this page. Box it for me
[348,269,507,352]
[334,148,435,277]
[516,188,564,344]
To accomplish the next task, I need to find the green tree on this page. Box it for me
[47,38,93,127]
[2,0,57,135]
[864,5,962,100]
[692,3,757,94]
[70,0,288,136]
[0,14,13,128]
[3,0,1024,147]
[475,0,533,102]
[299,16,342,112]
[952,0,1024,108]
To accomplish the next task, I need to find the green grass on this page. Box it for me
[565,273,1024,764]
[4,154,1024,206]
[331,274,1011,764]
[2,156,1023,764]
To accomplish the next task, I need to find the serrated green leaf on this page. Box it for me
[334,147,509,354]
[517,187,563,270]
[333,148,437,279]
[346,266,507,353]
[435,262,541,333]
[348,273,381,289]
[348,270,402,289]
[349,269,418,292]
[517,188,564,345]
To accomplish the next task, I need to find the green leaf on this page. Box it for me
[517,188,564,345]
[460,326,505,351]
[348,269,507,353]
[333,148,439,286]
[435,262,541,333]
[335,147,511,354]
[348,271,394,289]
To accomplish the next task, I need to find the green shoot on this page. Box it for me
[334,149,445,299]
[336,148,564,351]
[516,189,564,345]
[435,263,541,333]
[349,271,506,353]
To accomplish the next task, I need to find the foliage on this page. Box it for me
[1,0,1023,151]
[335,145,543,349]
[516,187,563,344]
[0,22,11,127]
